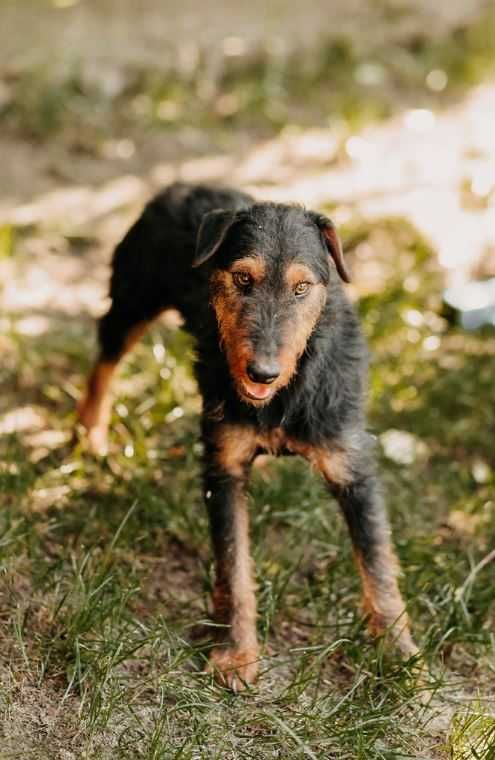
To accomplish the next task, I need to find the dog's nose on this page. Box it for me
[247,360,280,385]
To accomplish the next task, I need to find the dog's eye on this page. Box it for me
[294,281,311,297]
[232,271,253,289]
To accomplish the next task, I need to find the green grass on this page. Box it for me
[1,214,494,758]
[2,6,495,144]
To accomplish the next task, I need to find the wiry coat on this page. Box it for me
[79,183,417,690]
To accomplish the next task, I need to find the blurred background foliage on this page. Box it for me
[1,1,495,144]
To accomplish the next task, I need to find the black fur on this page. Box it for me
[104,183,366,445]
[88,182,415,679]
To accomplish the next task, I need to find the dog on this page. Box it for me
[78,182,417,690]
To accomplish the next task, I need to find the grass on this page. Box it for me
[1,3,495,754]
[1,213,494,758]
[2,5,495,145]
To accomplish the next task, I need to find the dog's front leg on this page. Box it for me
[313,441,418,657]
[334,474,418,656]
[203,424,259,690]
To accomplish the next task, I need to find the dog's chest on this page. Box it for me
[255,427,314,461]
[255,425,351,485]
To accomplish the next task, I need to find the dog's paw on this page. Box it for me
[77,399,109,456]
[205,647,259,691]
[85,424,109,457]
[368,612,419,659]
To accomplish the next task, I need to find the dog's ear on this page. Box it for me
[309,212,350,283]
[192,209,236,268]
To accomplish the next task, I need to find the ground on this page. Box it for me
[1,2,495,758]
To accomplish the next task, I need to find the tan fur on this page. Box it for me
[354,548,417,656]
[211,267,327,406]
[276,284,326,391]
[290,442,353,487]
[285,263,316,288]
[78,360,117,428]
[211,487,258,652]
[77,320,151,454]
[214,424,352,487]
[218,426,351,485]
[284,429,416,654]
[208,425,259,685]
[210,271,253,389]
[230,255,266,282]
[214,426,416,656]
[228,489,258,650]
[209,422,417,681]
[77,360,117,455]
[214,425,258,478]
[206,646,259,691]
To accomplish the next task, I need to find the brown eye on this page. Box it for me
[294,281,311,297]
[232,271,253,289]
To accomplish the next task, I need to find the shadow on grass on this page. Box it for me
[1,213,494,756]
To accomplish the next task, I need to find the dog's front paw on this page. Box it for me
[206,647,259,691]
[366,610,419,659]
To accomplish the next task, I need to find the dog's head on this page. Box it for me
[192,202,349,406]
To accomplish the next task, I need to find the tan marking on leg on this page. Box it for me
[207,425,259,688]
[77,360,117,455]
[287,440,353,487]
[317,449,353,486]
[256,426,286,455]
[354,547,417,656]
[214,424,258,478]
[206,646,259,691]
[77,320,151,455]
[228,488,257,651]
[120,320,154,355]
[289,438,417,656]
[209,484,259,689]
[315,448,352,487]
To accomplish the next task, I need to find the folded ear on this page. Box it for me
[309,212,350,283]
[192,209,236,268]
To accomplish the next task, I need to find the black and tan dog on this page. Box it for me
[78,182,417,689]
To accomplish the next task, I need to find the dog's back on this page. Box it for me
[109,183,252,322]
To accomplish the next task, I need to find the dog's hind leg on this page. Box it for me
[78,305,158,455]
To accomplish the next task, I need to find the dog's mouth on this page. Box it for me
[239,379,275,403]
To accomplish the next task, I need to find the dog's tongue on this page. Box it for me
[244,381,273,400]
